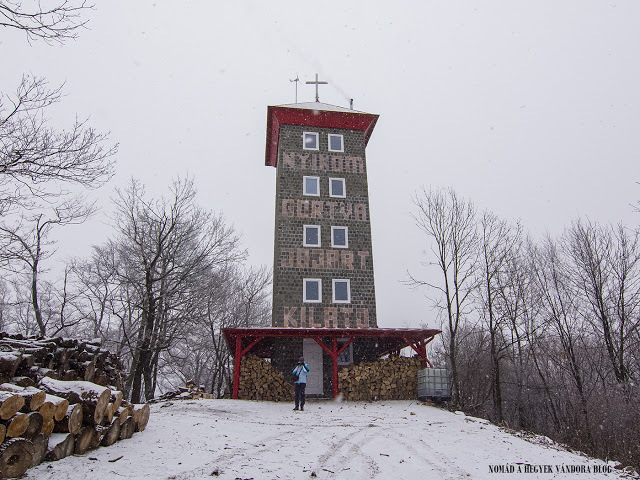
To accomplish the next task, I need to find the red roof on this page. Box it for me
[265,103,379,168]
[222,327,440,358]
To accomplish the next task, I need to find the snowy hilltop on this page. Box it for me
[22,399,636,480]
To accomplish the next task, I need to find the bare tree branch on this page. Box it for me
[1,75,117,213]
[0,0,92,44]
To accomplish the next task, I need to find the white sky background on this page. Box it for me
[2,1,639,329]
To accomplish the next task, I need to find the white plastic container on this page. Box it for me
[417,368,451,400]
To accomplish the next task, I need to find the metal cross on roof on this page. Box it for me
[306,73,328,102]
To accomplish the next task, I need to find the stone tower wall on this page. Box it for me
[271,124,378,329]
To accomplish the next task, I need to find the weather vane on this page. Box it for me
[306,73,328,102]
[289,74,300,103]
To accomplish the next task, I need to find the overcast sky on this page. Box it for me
[2,1,639,329]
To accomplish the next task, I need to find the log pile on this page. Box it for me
[0,333,124,390]
[150,380,214,403]
[338,355,422,401]
[238,355,293,402]
[0,333,150,478]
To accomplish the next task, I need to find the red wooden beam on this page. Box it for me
[312,336,355,398]
[312,336,334,357]
[241,337,264,356]
[232,335,265,399]
[402,336,436,368]
[337,337,354,356]
[332,337,339,398]
[232,335,242,400]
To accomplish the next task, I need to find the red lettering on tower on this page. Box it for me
[284,307,298,327]
[358,251,370,270]
[324,307,338,328]
[356,308,369,328]
[282,199,295,217]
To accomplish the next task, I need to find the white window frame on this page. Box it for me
[329,177,346,198]
[337,338,353,365]
[303,225,321,247]
[331,226,349,248]
[303,176,320,197]
[332,279,351,304]
[303,278,322,303]
[328,134,344,152]
[303,132,319,151]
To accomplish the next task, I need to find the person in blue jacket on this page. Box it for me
[292,356,310,411]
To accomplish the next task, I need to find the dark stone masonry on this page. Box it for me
[271,123,378,330]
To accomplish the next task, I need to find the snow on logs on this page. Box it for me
[0,334,149,478]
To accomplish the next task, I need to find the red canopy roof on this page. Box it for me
[222,326,440,359]
[264,103,379,168]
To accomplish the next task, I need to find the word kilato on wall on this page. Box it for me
[284,306,371,328]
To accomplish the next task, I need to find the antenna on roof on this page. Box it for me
[289,74,300,103]
[306,73,328,102]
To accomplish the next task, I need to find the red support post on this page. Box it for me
[232,335,242,400]
[332,337,339,398]
[402,336,435,368]
[312,336,342,398]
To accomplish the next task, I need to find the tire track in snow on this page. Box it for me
[381,425,472,479]
[315,426,381,477]
[164,427,303,480]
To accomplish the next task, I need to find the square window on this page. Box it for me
[303,132,319,150]
[303,176,320,196]
[304,278,322,303]
[303,225,321,247]
[329,178,346,198]
[331,226,348,248]
[332,279,351,304]
[328,134,344,152]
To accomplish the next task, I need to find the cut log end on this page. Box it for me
[0,393,25,420]
[30,433,49,467]
[0,438,34,478]
[119,416,135,440]
[45,433,74,462]
[53,403,83,435]
[74,426,96,455]
[133,403,150,432]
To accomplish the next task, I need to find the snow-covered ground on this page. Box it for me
[24,399,634,480]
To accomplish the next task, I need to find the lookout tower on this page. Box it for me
[223,81,440,400]
[265,101,380,330]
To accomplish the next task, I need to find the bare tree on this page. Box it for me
[107,177,244,403]
[1,75,116,213]
[68,244,119,338]
[565,220,640,384]
[0,1,92,43]
[531,236,595,450]
[477,212,522,423]
[0,200,92,334]
[159,264,271,398]
[408,187,478,407]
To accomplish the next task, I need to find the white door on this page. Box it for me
[303,338,323,395]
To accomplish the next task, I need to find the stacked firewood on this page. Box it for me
[150,380,214,403]
[338,355,422,401]
[238,355,293,402]
[0,333,149,479]
[0,333,124,389]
